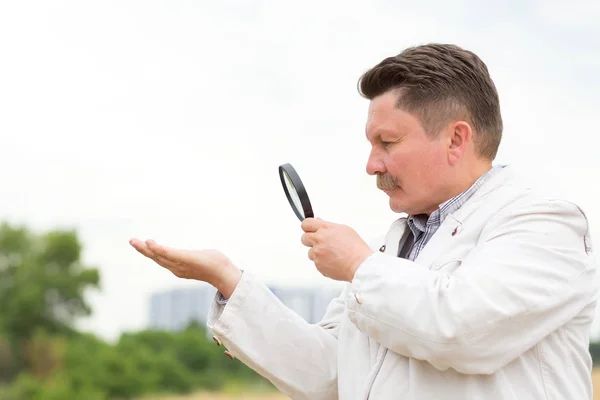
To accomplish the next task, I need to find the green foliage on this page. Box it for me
[0,220,274,398]
[0,222,99,380]
[6,371,107,400]
[0,222,100,342]
[7,325,272,399]
[590,342,600,365]
[0,336,13,383]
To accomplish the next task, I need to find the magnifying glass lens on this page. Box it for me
[278,163,314,221]
[283,171,304,217]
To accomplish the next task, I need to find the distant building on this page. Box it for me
[268,286,342,324]
[148,283,342,332]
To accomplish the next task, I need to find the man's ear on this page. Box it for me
[447,121,472,165]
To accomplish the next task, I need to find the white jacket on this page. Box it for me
[207,166,599,399]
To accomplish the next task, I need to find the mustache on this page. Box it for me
[377,173,397,190]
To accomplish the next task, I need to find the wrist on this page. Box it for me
[348,249,374,282]
[213,263,243,299]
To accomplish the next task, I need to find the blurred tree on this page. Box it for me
[590,342,600,365]
[6,370,107,400]
[0,335,13,382]
[0,222,100,375]
[22,330,67,380]
[0,220,277,398]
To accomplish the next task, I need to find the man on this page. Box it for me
[130,43,598,399]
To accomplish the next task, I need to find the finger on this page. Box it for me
[129,238,155,259]
[307,248,315,261]
[145,241,201,280]
[145,240,182,268]
[301,217,323,233]
[301,232,317,247]
[145,240,196,265]
[156,256,182,273]
[145,239,170,259]
[130,239,181,271]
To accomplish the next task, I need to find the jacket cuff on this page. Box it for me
[348,252,381,310]
[347,252,411,312]
[207,270,251,336]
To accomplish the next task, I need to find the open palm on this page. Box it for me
[129,238,242,297]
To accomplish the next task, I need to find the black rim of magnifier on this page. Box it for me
[279,163,314,221]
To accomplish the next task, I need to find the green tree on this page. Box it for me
[0,220,276,397]
[0,222,100,375]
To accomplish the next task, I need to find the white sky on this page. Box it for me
[0,0,599,342]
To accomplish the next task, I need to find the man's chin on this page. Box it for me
[389,200,406,214]
[386,191,409,214]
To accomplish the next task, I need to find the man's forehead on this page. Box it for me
[366,97,408,134]
[365,116,397,140]
[368,91,397,114]
[366,106,428,146]
[366,96,394,129]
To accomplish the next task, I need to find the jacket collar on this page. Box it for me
[381,165,515,266]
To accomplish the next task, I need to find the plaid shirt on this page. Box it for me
[404,165,505,261]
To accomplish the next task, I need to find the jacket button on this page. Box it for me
[354,293,362,304]
[224,350,235,359]
[213,336,222,346]
[379,245,386,252]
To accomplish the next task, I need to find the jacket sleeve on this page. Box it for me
[206,270,348,400]
[346,199,599,375]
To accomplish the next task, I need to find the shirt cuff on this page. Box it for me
[215,291,229,305]
[214,269,244,305]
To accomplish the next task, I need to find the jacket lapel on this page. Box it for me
[412,166,514,268]
[380,217,409,257]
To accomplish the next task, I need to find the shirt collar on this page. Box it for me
[408,165,505,234]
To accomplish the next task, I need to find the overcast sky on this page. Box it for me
[1,0,598,342]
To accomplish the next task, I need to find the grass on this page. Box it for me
[139,394,289,400]
[139,379,290,400]
[594,369,600,400]
[142,369,600,399]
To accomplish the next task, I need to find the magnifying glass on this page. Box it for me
[278,163,314,221]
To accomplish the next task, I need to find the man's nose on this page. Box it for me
[366,150,385,176]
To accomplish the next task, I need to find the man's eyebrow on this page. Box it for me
[367,128,403,141]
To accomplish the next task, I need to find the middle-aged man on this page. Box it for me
[130,43,598,399]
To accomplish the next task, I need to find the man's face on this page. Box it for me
[365,91,450,216]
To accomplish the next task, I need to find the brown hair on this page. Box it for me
[358,43,503,160]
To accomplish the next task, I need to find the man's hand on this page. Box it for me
[129,238,242,298]
[300,218,374,282]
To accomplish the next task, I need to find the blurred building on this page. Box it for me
[148,283,343,332]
